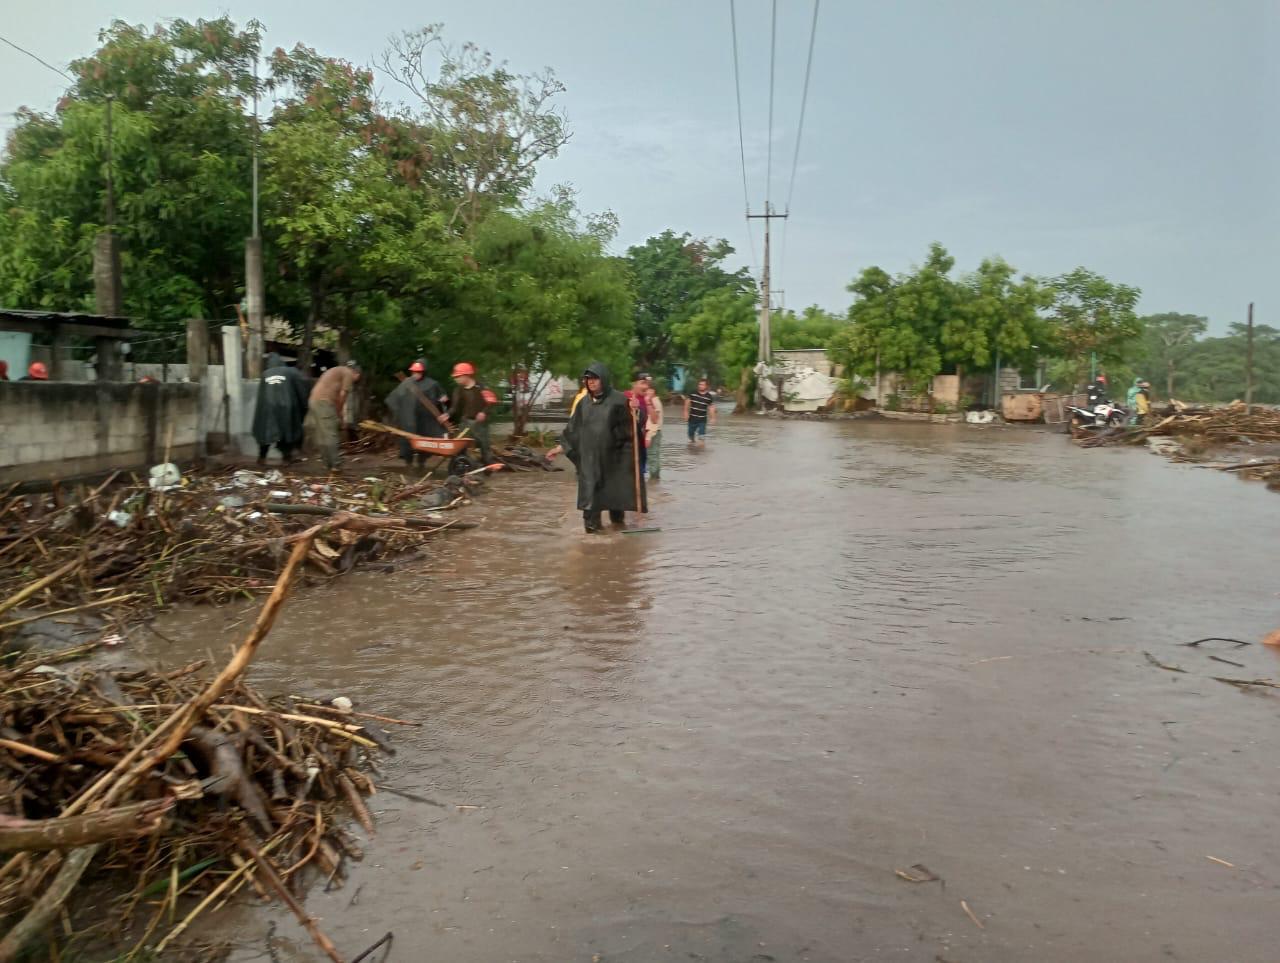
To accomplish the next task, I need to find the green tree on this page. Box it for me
[448,193,633,432]
[1044,267,1142,385]
[0,18,258,348]
[772,304,847,350]
[942,258,1051,396]
[671,288,759,410]
[382,25,571,232]
[828,243,959,395]
[1136,312,1208,399]
[626,230,753,372]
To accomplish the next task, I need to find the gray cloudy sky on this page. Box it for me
[3,0,1276,330]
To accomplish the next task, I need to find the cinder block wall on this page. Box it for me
[0,382,202,485]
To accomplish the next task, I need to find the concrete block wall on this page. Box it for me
[0,382,202,485]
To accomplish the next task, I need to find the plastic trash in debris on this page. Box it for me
[331,696,354,711]
[246,511,263,521]
[219,495,246,509]
[100,633,126,647]
[149,463,182,490]
[269,490,292,500]
[106,510,133,528]
[232,470,258,488]
[965,410,997,425]
[263,469,285,483]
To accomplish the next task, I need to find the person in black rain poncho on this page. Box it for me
[548,361,646,533]
[251,353,309,465]
[385,358,449,468]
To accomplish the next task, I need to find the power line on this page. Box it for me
[0,33,75,84]
[766,0,778,206]
[784,0,821,215]
[728,1,752,218]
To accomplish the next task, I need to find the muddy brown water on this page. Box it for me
[142,414,1280,963]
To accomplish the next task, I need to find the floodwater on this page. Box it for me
[144,412,1280,963]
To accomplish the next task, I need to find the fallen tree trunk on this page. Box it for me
[0,798,173,854]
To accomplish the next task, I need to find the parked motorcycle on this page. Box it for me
[1066,401,1129,430]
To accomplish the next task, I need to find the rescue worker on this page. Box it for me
[546,361,646,533]
[1136,380,1152,420]
[385,358,448,468]
[438,362,495,464]
[252,352,309,465]
[1086,372,1109,407]
[21,361,49,381]
[305,361,361,470]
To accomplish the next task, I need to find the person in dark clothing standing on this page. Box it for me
[252,353,309,465]
[547,361,646,533]
[439,362,494,464]
[385,358,448,468]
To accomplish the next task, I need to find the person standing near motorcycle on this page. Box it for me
[1087,372,1110,407]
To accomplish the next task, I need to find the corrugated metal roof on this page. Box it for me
[0,308,132,328]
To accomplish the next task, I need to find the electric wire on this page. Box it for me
[0,33,75,83]
[728,0,760,280]
[765,0,777,209]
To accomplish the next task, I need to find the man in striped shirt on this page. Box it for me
[683,378,717,445]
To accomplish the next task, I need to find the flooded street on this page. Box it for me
[147,414,1280,962]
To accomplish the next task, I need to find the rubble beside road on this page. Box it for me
[1073,402,1280,493]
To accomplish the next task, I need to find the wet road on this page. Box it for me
[149,413,1280,962]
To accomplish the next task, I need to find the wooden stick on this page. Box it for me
[0,593,139,632]
[0,799,172,854]
[243,841,347,963]
[0,738,60,763]
[0,846,98,962]
[0,557,81,618]
[292,704,421,727]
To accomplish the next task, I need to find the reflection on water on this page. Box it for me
[148,413,1280,962]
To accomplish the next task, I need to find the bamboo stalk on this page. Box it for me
[0,594,139,632]
[0,558,81,618]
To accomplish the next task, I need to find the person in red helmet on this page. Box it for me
[439,362,494,464]
[385,357,448,468]
[22,361,49,381]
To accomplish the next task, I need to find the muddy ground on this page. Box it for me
[132,414,1280,962]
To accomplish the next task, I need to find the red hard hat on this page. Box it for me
[451,362,475,377]
[28,361,48,380]
[409,361,425,373]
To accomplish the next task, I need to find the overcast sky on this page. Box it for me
[2,0,1275,331]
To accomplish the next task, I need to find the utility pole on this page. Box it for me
[92,93,123,380]
[244,43,266,378]
[1245,302,1255,414]
[747,203,787,411]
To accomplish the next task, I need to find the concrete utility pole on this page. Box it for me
[93,94,124,381]
[748,203,787,411]
[244,53,266,379]
[1245,302,1255,414]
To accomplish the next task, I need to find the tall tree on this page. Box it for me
[942,258,1051,387]
[671,288,759,410]
[1044,267,1142,385]
[382,25,570,232]
[1138,312,1208,399]
[772,304,847,350]
[0,18,258,346]
[626,230,753,372]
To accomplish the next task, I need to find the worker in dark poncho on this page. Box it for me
[548,361,646,533]
[252,353,309,465]
[385,358,448,468]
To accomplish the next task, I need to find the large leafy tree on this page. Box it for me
[771,304,847,350]
[942,258,1051,384]
[671,288,759,410]
[0,18,258,346]
[828,243,960,392]
[382,25,570,233]
[1044,267,1142,384]
[1136,312,1208,399]
[445,193,633,432]
[626,231,754,372]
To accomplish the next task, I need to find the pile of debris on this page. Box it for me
[0,466,479,635]
[1075,402,1280,492]
[0,539,396,961]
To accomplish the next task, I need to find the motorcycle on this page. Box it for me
[1065,401,1129,430]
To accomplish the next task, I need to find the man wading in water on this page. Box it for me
[547,362,646,533]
